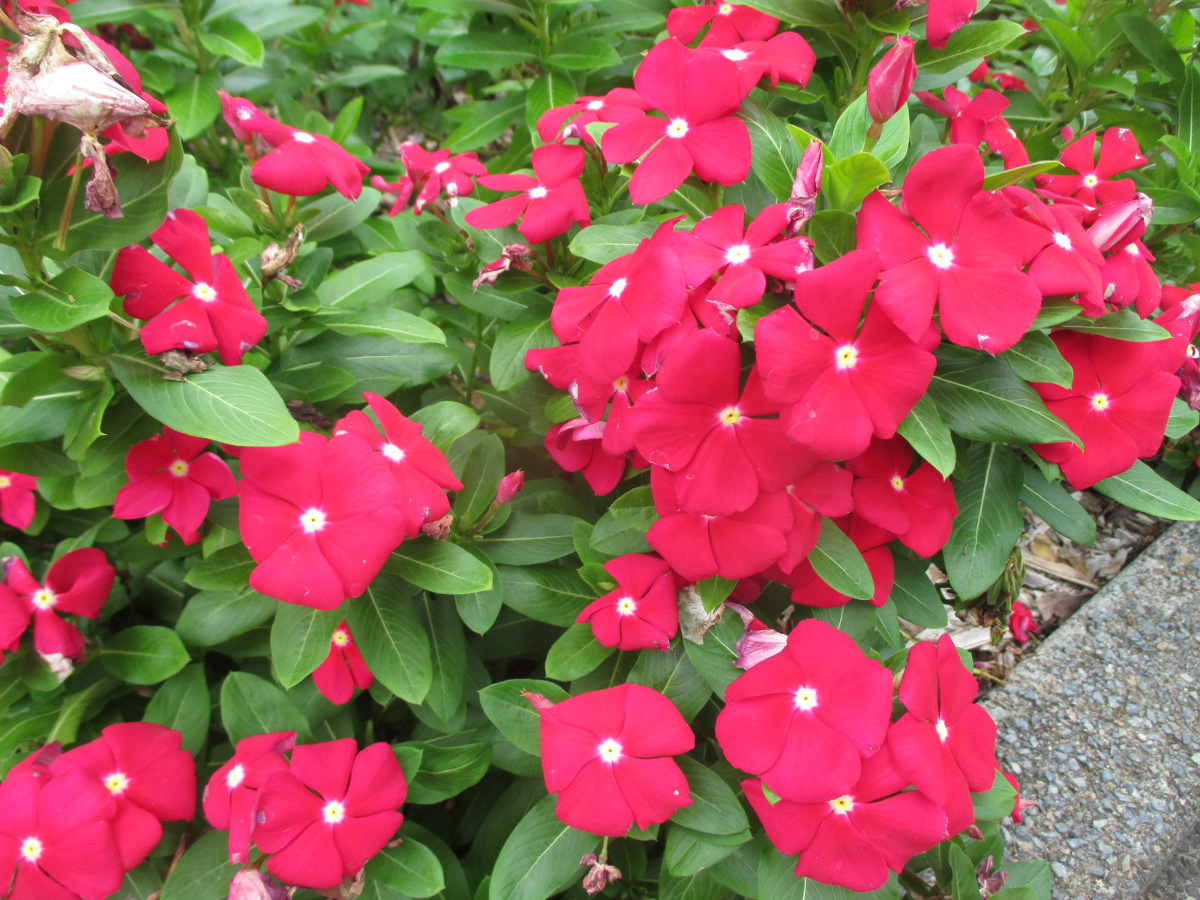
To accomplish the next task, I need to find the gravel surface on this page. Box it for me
[1144,821,1200,900]
[984,520,1200,900]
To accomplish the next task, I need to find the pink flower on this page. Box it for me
[602,39,752,204]
[113,427,237,544]
[545,419,628,497]
[696,32,816,94]
[238,432,408,608]
[49,723,195,871]
[745,747,947,891]
[925,0,978,49]
[1009,601,1039,644]
[532,683,695,836]
[856,144,1042,353]
[1,549,115,664]
[666,0,780,47]
[537,88,651,144]
[1035,128,1147,206]
[466,144,590,245]
[312,623,374,705]
[1004,185,1105,300]
[204,732,297,864]
[887,634,999,835]
[867,37,917,125]
[332,393,463,537]
[495,471,525,506]
[916,86,1009,148]
[576,554,679,651]
[715,618,894,802]
[111,209,268,365]
[253,740,407,889]
[0,471,37,531]
[371,141,487,215]
[0,766,124,900]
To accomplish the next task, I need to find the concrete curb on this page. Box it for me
[983,519,1200,899]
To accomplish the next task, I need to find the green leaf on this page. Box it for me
[1168,396,1199,439]
[660,867,729,900]
[406,742,492,804]
[199,16,264,66]
[1062,308,1172,341]
[160,830,237,900]
[497,565,594,625]
[475,513,578,564]
[807,208,857,264]
[628,643,711,720]
[1180,65,1200,156]
[1118,13,1186,82]
[828,94,907,166]
[526,71,577,139]
[347,574,433,703]
[391,539,494,594]
[949,844,984,900]
[491,316,556,391]
[808,517,874,601]
[569,223,656,264]
[973,768,1018,819]
[1001,331,1074,387]
[101,626,190,685]
[889,554,947,627]
[317,251,427,307]
[673,757,750,837]
[445,95,526,151]
[420,594,468,722]
[366,837,446,899]
[10,267,113,332]
[944,443,1024,600]
[915,21,1027,80]
[436,33,538,69]
[897,393,956,478]
[220,672,306,744]
[454,545,503,634]
[823,152,890,211]
[145,664,211,754]
[742,98,801,200]
[742,0,845,28]
[164,72,222,141]
[409,401,481,453]
[326,308,445,345]
[544,36,621,70]
[303,186,382,242]
[47,677,118,746]
[489,795,599,900]
[270,604,342,689]
[1020,464,1096,545]
[64,381,115,460]
[1093,460,1200,520]
[1131,187,1200,225]
[981,160,1062,190]
[927,351,1079,444]
[664,828,742,878]
[545,623,614,681]
[452,432,505,526]
[682,612,742,698]
[108,355,299,447]
[176,588,275,646]
[590,485,656,555]
[479,678,568,756]
[185,545,255,590]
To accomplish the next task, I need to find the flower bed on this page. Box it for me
[0,0,1196,899]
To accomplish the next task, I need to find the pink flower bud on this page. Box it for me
[496,470,525,505]
[728,602,788,669]
[866,36,917,125]
[523,690,554,712]
[787,140,823,233]
[1087,193,1153,253]
[229,869,290,900]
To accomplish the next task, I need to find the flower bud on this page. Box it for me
[495,470,525,505]
[787,140,823,233]
[1086,193,1153,253]
[580,854,622,895]
[419,513,453,540]
[727,602,787,669]
[522,690,555,712]
[866,36,917,125]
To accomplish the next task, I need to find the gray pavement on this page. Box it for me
[1144,821,1200,900]
[983,520,1200,900]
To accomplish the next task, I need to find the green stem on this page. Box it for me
[52,150,85,252]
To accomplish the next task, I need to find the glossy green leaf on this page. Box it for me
[1001,331,1074,387]
[347,575,433,703]
[545,623,614,681]
[101,626,190,685]
[945,443,1024,600]
[897,393,956,478]
[1020,464,1096,545]
[889,554,947,628]
[366,837,446,899]
[10,267,113,333]
[569,222,656,264]
[489,795,599,900]
[808,517,874,601]
[144,664,211,754]
[1093,460,1200,520]
[391,539,494,594]
[479,678,569,755]
[160,831,237,900]
[220,672,306,744]
[270,604,342,689]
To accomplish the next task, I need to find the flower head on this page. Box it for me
[466,144,590,245]
[312,622,373,705]
[576,554,679,651]
[0,470,37,531]
[204,731,297,864]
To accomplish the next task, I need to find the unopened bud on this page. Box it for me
[1087,193,1153,253]
[523,690,555,712]
[419,513,453,541]
[787,140,823,233]
[495,470,525,505]
[229,869,290,900]
[580,854,622,895]
[866,36,917,125]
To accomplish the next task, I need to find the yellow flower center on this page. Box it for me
[616,596,637,616]
[104,771,130,794]
[829,795,855,814]
[31,589,56,611]
[226,764,246,788]
[927,243,955,270]
[725,244,751,265]
[1083,173,1099,188]
[19,837,42,863]
[890,475,905,492]
[613,374,629,392]
[332,629,351,647]
[835,344,858,370]
[168,459,189,478]
[1090,393,1110,411]
[718,406,742,426]
[666,118,689,139]
[192,282,218,303]
[382,443,406,463]
[0,476,11,489]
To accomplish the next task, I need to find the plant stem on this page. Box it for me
[52,150,85,251]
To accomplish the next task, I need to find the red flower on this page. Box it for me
[887,635,998,835]
[537,88,651,144]
[1,548,115,666]
[695,32,816,94]
[466,144,590,245]
[0,471,37,531]
[577,554,679,651]
[238,432,408,609]
[1009,600,1039,644]
[0,767,124,900]
[779,516,896,608]
[602,39,751,204]
[532,683,695,836]
[111,209,268,365]
[1004,185,1105,300]
[666,0,779,47]
[253,739,407,889]
[113,427,237,544]
[1035,128,1147,206]
[916,86,1009,148]
[866,37,917,125]
[925,0,977,49]
[847,437,958,557]
[715,618,894,802]
[371,141,486,215]
[313,622,374,705]
[1030,330,1180,488]
[755,249,935,461]
[49,724,195,871]
[204,731,297,864]
[332,393,463,537]
[856,144,1042,353]
[745,747,947,891]
[545,419,628,497]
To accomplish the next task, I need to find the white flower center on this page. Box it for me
[835,344,858,370]
[927,243,955,269]
[1090,392,1110,411]
[169,459,190,478]
[332,629,350,647]
[192,282,218,303]
[19,837,42,863]
[1052,232,1072,250]
[103,771,130,794]
[236,108,253,121]
[322,799,346,824]
[31,589,56,611]
[829,794,855,814]
[935,718,949,742]
[292,132,316,144]
[608,277,628,299]
[226,764,246,789]
[718,406,742,426]
[1125,243,1141,256]
[381,443,406,463]
[666,118,689,139]
[0,476,11,489]
[597,738,623,763]
[434,161,451,173]
[615,596,637,616]
[1083,173,1099,188]
[528,186,548,199]
[718,2,734,13]
[299,507,328,533]
[794,687,818,710]
[586,100,605,111]
[722,49,749,61]
[725,244,751,265]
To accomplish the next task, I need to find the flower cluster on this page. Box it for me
[372,140,487,215]
[204,734,407,890]
[0,724,194,900]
